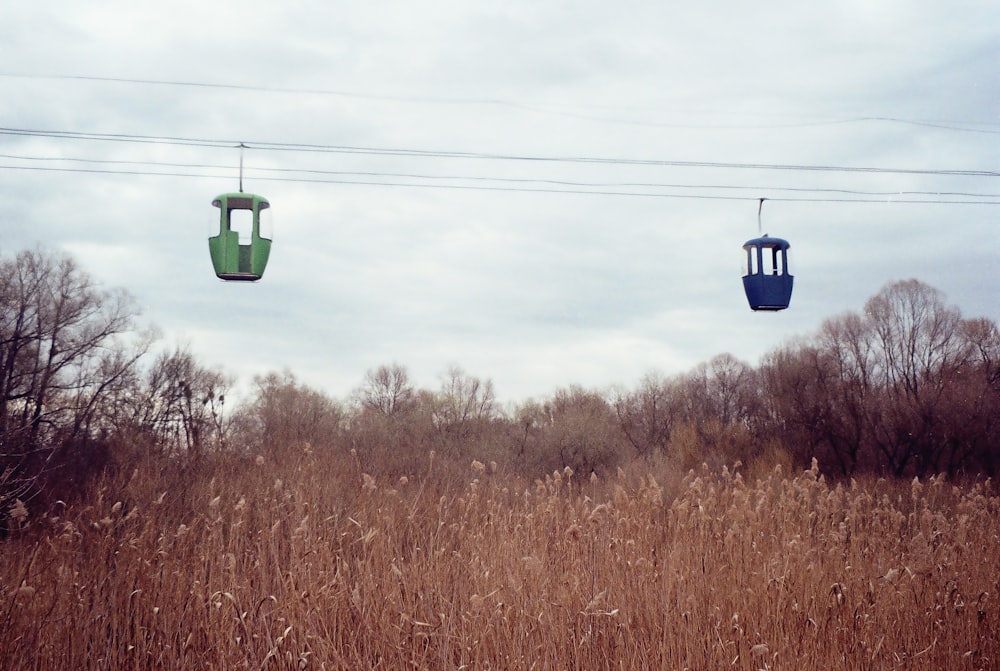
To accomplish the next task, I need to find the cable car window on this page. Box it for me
[764,247,783,275]
[745,248,757,276]
[259,206,274,240]
[231,208,253,244]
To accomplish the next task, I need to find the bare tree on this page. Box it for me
[0,248,145,507]
[962,317,1000,389]
[432,365,497,443]
[357,363,416,417]
[760,342,836,470]
[612,372,679,458]
[529,386,624,475]
[863,280,972,475]
[233,370,344,455]
[119,346,231,458]
[762,279,999,477]
[931,317,1000,475]
[346,363,438,475]
[817,313,877,474]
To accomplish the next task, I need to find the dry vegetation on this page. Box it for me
[2,447,998,670]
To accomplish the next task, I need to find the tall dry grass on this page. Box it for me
[2,447,997,670]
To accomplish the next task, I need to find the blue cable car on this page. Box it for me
[742,234,793,311]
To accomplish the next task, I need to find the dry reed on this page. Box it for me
[2,451,997,670]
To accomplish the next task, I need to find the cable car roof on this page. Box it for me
[742,235,790,250]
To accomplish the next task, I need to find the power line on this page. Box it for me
[2,126,998,206]
[4,73,999,134]
[3,162,998,206]
[0,72,517,106]
[5,151,997,201]
[2,126,997,179]
[3,151,996,196]
[0,127,232,149]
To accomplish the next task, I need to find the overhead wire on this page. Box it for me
[3,162,997,205]
[2,126,998,179]
[3,73,999,134]
[4,151,998,199]
[1,126,998,205]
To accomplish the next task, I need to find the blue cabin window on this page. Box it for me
[746,244,786,276]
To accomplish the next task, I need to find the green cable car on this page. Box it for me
[209,193,272,281]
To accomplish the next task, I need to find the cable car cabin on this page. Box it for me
[209,193,272,281]
[742,235,793,311]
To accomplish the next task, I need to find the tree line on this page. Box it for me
[2,247,998,519]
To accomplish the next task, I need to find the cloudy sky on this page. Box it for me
[2,0,998,403]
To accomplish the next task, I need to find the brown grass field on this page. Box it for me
[2,448,998,670]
